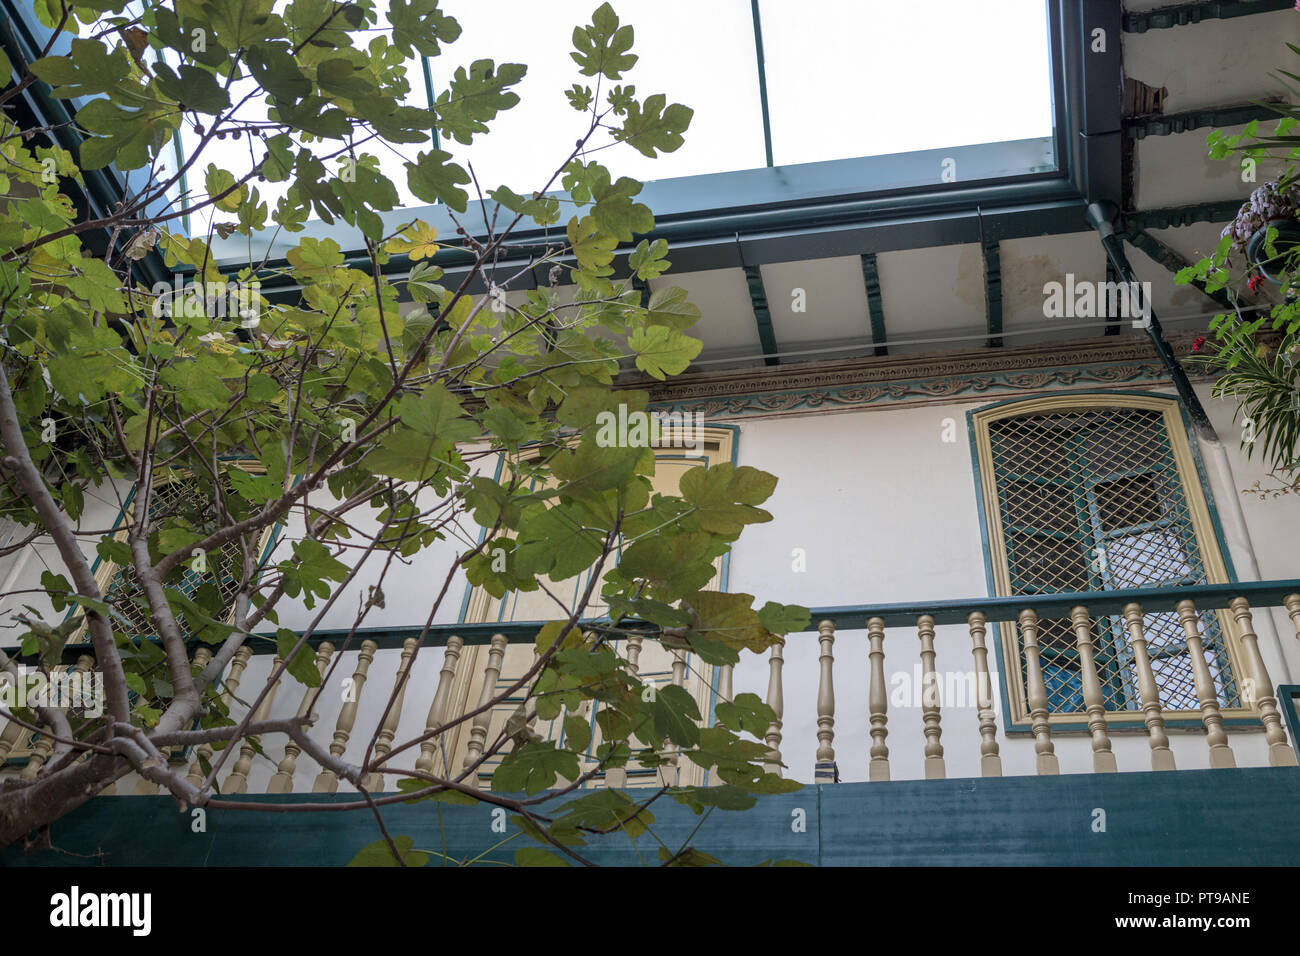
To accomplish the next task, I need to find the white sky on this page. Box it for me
[430,0,1055,191]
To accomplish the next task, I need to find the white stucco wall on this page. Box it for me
[4,380,1300,792]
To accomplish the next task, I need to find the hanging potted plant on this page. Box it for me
[1221,180,1300,284]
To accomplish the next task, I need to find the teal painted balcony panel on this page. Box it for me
[4,767,1298,867]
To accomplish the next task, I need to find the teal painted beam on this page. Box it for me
[1104,259,1122,335]
[743,264,779,366]
[1123,199,1243,233]
[1123,0,1294,32]
[982,237,1003,348]
[35,577,1300,662]
[859,253,887,356]
[1126,228,1237,312]
[1124,100,1289,139]
[632,276,651,310]
[38,578,1300,664]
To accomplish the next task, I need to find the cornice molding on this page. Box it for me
[627,332,1211,420]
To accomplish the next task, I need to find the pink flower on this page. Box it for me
[1248,273,1264,293]
[1192,336,1207,353]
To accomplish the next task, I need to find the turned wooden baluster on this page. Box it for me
[415,635,463,779]
[605,635,643,788]
[814,620,838,783]
[1229,597,1298,766]
[916,615,945,779]
[0,717,25,764]
[1018,609,1059,774]
[966,611,1001,777]
[461,634,508,787]
[186,646,252,787]
[266,642,335,793]
[716,661,733,707]
[1121,603,1176,771]
[704,659,734,788]
[135,647,214,794]
[19,724,53,781]
[1285,594,1300,643]
[19,660,81,780]
[364,638,418,791]
[1175,600,1235,768]
[763,638,785,776]
[313,640,378,792]
[1070,606,1117,773]
[866,617,890,781]
[668,647,687,778]
[226,655,285,793]
[20,657,93,781]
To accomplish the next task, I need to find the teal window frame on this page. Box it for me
[968,391,1255,734]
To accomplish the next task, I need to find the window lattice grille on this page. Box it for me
[103,479,247,638]
[987,407,1240,716]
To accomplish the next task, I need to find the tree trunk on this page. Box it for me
[0,754,128,848]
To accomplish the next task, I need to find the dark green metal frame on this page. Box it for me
[1122,0,1295,33]
[1280,683,1300,754]
[214,1,1092,287]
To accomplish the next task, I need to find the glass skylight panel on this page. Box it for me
[168,0,1061,252]
[757,0,1054,167]
[428,0,768,193]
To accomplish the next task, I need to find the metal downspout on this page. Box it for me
[1086,201,1294,683]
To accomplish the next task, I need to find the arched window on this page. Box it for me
[970,394,1249,730]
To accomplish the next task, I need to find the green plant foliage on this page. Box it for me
[0,0,803,866]
[1177,42,1300,480]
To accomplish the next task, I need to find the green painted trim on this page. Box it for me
[455,452,507,627]
[743,265,778,366]
[632,276,651,310]
[707,422,741,730]
[982,235,1003,348]
[1124,199,1244,234]
[1127,229,1235,313]
[1280,684,1300,757]
[1123,0,1294,32]
[1124,100,1289,138]
[1172,393,1240,582]
[748,0,773,169]
[965,403,1016,731]
[1103,260,1122,335]
[859,253,887,356]
[420,55,440,151]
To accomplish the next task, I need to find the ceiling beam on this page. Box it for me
[262,198,1247,300]
[859,254,887,357]
[1123,0,1294,33]
[1123,199,1244,233]
[632,276,651,310]
[1124,100,1289,139]
[981,237,1003,348]
[743,265,779,366]
[1125,229,1237,312]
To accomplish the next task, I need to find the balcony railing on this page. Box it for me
[3,580,1299,791]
